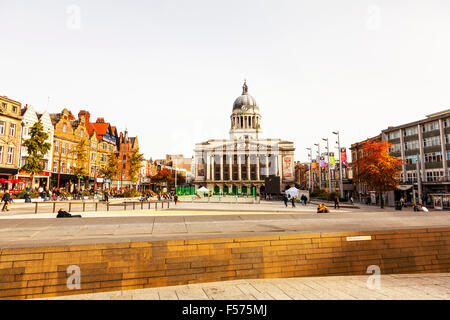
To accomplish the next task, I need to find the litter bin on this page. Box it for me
[395,201,402,210]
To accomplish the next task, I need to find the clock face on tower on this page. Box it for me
[241,106,248,111]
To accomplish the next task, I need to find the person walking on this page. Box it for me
[283,194,288,207]
[301,194,307,206]
[350,196,354,205]
[291,196,296,208]
[2,190,11,212]
[334,196,340,209]
[174,194,178,205]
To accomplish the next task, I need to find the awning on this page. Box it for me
[397,185,413,191]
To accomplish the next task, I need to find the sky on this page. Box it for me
[1,0,449,162]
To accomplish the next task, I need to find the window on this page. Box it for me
[67,162,71,174]
[53,161,58,172]
[404,140,419,150]
[80,129,84,138]
[389,143,401,153]
[62,142,66,154]
[63,123,67,133]
[426,171,443,182]
[0,146,3,163]
[68,144,71,155]
[444,118,450,128]
[425,152,442,163]
[23,127,28,136]
[9,124,15,137]
[55,140,59,153]
[7,147,13,164]
[2,103,6,109]
[405,155,418,164]
[0,121,4,135]
[388,131,400,140]
[12,106,17,113]
[422,121,439,132]
[407,172,417,181]
[404,127,418,136]
[61,161,65,173]
[423,136,441,147]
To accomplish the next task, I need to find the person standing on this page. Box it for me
[174,194,178,205]
[334,196,340,209]
[283,194,288,207]
[2,190,11,211]
[350,196,354,205]
[291,196,296,208]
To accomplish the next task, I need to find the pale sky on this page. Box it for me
[1,0,449,162]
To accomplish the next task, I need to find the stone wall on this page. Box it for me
[1,227,450,299]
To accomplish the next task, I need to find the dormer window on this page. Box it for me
[63,123,67,133]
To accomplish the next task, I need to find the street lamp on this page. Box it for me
[322,138,331,193]
[306,148,312,191]
[314,143,321,189]
[333,131,344,199]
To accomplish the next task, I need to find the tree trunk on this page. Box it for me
[30,173,35,191]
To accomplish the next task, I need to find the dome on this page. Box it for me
[233,81,259,111]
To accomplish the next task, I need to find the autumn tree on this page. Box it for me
[150,167,185,188]
[353,140,405,208]
[71,138,89,191]
[21,120,51,189]
[128,148,144,189]
[100,151,119,183]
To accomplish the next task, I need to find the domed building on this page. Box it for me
[193,81,295,195]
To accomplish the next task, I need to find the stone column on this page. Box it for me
[220,156,224,181]
[238,154,242,180]
[256,154,260,181]
[229,154,233,181]
[247,154,251,180]
[211,154,215,181]
[206,152,211,180]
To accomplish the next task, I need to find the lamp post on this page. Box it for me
[306,147,312,191]
[322,138,331,193]
[314,143,321,189]
[333,131,344,199]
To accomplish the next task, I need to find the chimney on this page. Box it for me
[96,117,105,123]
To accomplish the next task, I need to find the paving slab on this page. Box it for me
[37,273,450,300]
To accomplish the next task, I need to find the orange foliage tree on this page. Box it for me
[353,140,405,208]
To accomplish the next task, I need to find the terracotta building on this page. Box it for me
[116,130,139,189]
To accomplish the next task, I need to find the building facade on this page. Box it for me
[0,96,23,180]
[193,82,295,195]
[381,109,450,207]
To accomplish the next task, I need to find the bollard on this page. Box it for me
[107,202,109,211]
[168,201,170,209]
[69,202,72,212]
[95,202,98,212]
[53,202,56,213]
[155,202,157,211]
[141,202,143,210]
[124,203,126,211]
[82,202,86,212]
[133,202,135,210]
[35,202,38,214]
[148,201,151,209]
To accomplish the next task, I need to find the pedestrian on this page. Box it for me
[283,194,288,207]
[334,196,340,209]
[174,194,178,205]
[291,196,296,208]
[301,194,307,206]
[350,196,354,205]
[1,190,11,212]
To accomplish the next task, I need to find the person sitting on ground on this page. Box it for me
[317,203,329,214]
[57,208,82,218]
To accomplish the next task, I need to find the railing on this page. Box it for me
[33,200,171,214]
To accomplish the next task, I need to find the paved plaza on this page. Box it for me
[39,273,450,300]
[0,201,447,248]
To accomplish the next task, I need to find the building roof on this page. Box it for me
[382,109,450,133]
[233,81,259,111]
